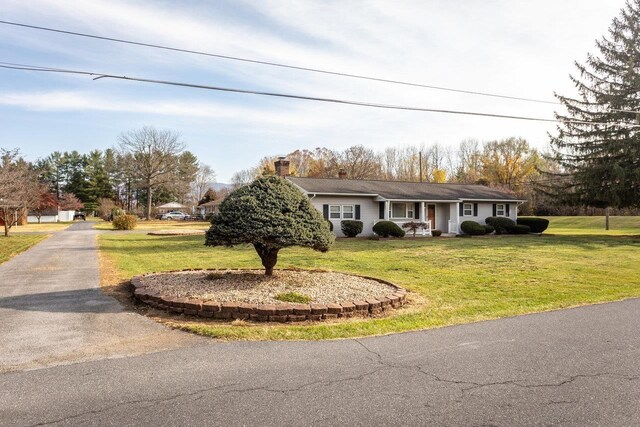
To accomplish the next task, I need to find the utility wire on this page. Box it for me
[3,19,640,114]
[2,61,638,128]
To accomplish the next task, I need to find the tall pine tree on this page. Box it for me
[548,0,640,227]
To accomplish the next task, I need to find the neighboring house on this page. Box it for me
[273,158,524,236]
[198,200,222,217]
[156,202,187,215]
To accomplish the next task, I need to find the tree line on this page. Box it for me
[232,137,564,215]
[0,126,216,236]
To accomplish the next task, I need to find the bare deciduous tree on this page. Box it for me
[118,126,185,219]
[191,164,216,203]
[0,149,39,237]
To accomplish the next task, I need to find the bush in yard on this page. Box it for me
[112,214,137,230]
[517,217,549,233]
[485,216,517,235]
[341,220,363,237]
[484,224,495,234]
[431,229,443,237]
[205,176,335,276]
[373,221,405,238]
[402,221,428,237]
[326,219,333,232]
[460,220,486,236]
[512,224,531,234]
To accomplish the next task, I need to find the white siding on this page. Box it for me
[27,215,58,223]
[458,202,517,228]
[309,196,379,236]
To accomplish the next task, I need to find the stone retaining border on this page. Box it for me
[130,268,407,323]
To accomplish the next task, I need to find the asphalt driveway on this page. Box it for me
[0,222,201,373]
[0,223,638,426]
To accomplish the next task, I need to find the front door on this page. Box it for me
[427,204,436,229]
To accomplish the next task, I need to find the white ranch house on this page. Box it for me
[274,159,523,236]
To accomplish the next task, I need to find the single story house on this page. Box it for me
[273,158,524,236]
[198,200,222,217]
[156,202,187,215]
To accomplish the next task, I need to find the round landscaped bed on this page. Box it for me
[131,269,407,322]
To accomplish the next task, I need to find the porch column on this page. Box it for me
[384,201,390,220]
[421,202,426,235]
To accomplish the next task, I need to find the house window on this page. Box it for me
[390,202,413,219]
[463,203,473,216]
[329,205,355,219]
[329,205,341,219]
[496,204,506,216]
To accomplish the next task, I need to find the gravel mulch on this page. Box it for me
[139,269,398,304]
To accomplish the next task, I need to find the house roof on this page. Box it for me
[199,200,221,207]
[287,177,523,201]
[156,202,186,209]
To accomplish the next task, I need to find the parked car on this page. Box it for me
[161,211,189,220]
[73,212,86,221]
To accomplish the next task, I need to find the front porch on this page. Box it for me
[375,200,460,236]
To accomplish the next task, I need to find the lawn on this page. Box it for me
[0,234,48,264]
[98,215,640,341]
[12,222,73,233]
[544,215,640,235]
[94,220,210,231]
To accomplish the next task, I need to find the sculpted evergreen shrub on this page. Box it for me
[431,229,443,237]
[485,216,517,235]
[340,220,363,237]
[512,224,531,234]
[460,220,486,236]
[205,176,334,275]
[112,214,137,230]
[484,224,495,234]
[373,221,405,238]
[517,217,549,233]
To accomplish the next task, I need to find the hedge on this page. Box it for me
[517,217,549,233]
[373,221,405,238]
[460,220,486,236]
[485,216,516,235]
[341,220,363,237]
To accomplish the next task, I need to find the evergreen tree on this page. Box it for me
[205,176,334,275]
[548,0,640,218]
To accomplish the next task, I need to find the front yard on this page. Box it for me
[98,217,640,340]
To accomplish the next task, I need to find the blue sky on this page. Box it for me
[0,0,626,182]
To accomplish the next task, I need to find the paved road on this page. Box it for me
[0,222,201,373]
[1,224,639,426]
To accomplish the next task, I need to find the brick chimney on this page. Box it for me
[338,169,347,179]
[274,157,290,177]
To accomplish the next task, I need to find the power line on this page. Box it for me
[3,19,640,114]
[2,61,638,128]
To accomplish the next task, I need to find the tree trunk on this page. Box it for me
[253,243,279,276]
[3,219,8,237]
[605,206,610,231]
[146,186,152,220]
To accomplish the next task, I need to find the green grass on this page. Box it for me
[276,291,313,304]
[98,215,640,341]
[0,234,48,264]
[544,215,640,235]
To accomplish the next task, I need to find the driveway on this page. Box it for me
[1,224,639,426]
[0,222,201,373]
